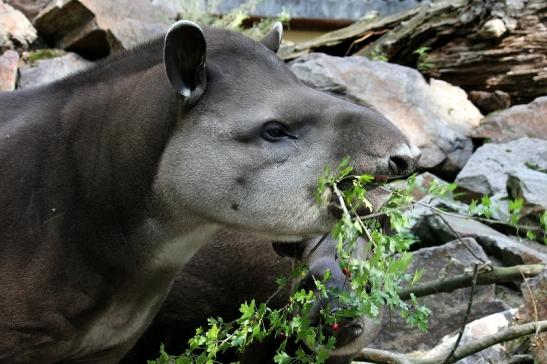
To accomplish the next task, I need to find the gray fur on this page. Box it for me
[0,22,417,363]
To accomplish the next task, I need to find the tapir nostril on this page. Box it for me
[388,145,421,176]
[388,155,409,175]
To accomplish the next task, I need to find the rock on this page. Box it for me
[290,53,483,174]
[478,235,547,266]
[5,0,50,19]
[0,1,37,51]
[472,96,547,142]
[468,90,511,114]
[0,49,19,91]
[34,0,174,59]
[455,138,547,219]
[478,18,507,39]
[371,238,510,352]
[409,172,452,201]
[516,269,547,363]
[409,309,517,363]
[412,214,547,265]
[18,51,92,89]
[149,0,188,19]
[402,194,471,237]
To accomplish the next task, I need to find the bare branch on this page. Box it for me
[444,320,547,364]
[399,264,544,300]
[353,348,415,364]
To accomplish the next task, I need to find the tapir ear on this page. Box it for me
[164,20,207,101]
[260,22,283,53]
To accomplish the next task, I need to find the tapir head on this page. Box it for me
[155,21,420,241]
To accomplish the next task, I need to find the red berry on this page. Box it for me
[342,267,351,277]
[277,332,286,339]
[331,322,340,332]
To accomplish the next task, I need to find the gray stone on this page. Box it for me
[409,309,517,363]
[0,1,37,51]
[18,51,92,89]
[150,0,188,19]
[34,0,174,59]
[0,49,19,91]
[5,0,50,19]
[412,214,547,265]
[478,235,547,266]
[403,194,471,233]
[455,138,547,219]
[371,238,510,352]
[478,18,507,39]
[290,53,483,174]
[472,96,547,142]
[410,172,451,201]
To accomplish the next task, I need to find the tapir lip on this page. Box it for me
[342,321,364,337]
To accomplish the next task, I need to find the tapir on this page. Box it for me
[122,232,379,364]
[0,20,419,363]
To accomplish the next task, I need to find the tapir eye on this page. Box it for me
[261,122,296,142]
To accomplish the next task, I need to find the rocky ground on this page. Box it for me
[1,1,546,363]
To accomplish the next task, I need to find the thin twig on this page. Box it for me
[442,263,479,364]
[332,184,374,242]
[306,233,329,261]
[378,186,546,233]
[434,212,487,264]
[519,270,540,335]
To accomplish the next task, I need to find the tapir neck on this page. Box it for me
[1,58,208,274]
[62,64,176,219]
[59,63,211,269]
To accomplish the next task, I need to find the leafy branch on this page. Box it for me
[153,159,432,363]
[152,158,546,363]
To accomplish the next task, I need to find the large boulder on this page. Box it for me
[18,50,92,89]
[33,0,174,59]
[0,1,37,52]
[371,238,509,352]
[472,96,547,143]
[455,138,547,219]
[290,53,483,174]
[0,49,19,91]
